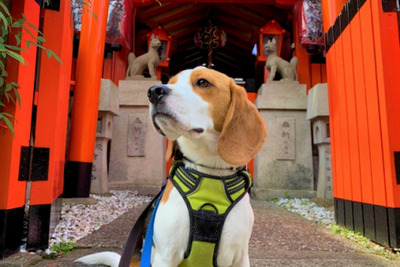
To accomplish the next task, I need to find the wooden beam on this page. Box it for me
[137,2,179,20]
[220,4,268,26]
[163,13,205,32]
[222,26,252,43]
[143,4,206,29]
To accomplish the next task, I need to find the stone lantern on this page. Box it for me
[306,83,332,199]
[91,79,119,194]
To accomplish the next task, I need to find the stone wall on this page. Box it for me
[108,80,165,195]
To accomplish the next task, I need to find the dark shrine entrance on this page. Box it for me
[133,1,296,90]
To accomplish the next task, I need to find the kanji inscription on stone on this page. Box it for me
[127,114,147,156]
[276,118,295,160]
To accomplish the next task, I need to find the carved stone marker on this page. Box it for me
[253,81,314,200]
[127,114,147,157]
[109,80,165,195]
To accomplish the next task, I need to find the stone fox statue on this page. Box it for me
[264,38,298,81]
[126,34,161,79]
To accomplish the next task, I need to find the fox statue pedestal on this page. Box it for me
[108,80,166,195]
[252,81,315,200]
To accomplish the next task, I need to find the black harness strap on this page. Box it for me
[118,190,162,267]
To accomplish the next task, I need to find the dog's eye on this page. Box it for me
[196,79,212,89]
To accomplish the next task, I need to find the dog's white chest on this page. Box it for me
[152,176,254,267]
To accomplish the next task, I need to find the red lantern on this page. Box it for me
[255,20,285,67]
[147,26,174,68]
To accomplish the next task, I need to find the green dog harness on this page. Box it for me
[168,160,252,267]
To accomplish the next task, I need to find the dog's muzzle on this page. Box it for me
[148,85,170,105]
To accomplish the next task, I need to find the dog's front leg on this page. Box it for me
[232,247,251,267]
[151,249,182,267]
[152,187,189,267]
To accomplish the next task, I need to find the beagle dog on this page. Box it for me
[76,67,267,267]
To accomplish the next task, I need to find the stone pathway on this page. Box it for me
[1,200,399,267]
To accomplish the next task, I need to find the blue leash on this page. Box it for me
[140,187,164,267]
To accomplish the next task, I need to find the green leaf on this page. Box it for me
[0,61,6,72]
[30,41,45,49]
[1,114,15,135]
[3,91,10,102]
[5,44,27,52]
[27,21,41,34]
[12,87,21,106]
[5,50,25,64]
[22,25,37,40]
[4,83,11,92]
[10,82,20,88]
[12,19,25,29]
[45,49,62,64]
[0,11,9,29]
[14,34,21,46]
[0,2,12,18]
[0,112,12,117]
[37,36,45,43]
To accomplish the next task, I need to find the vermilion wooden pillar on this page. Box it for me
[0,0,40,258]
[323,0,400,248]
[26,0,74,250]
[64,0,110,197]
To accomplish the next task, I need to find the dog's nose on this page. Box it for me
[148,85,170,104]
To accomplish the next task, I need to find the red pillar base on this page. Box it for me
[0,207,24,259]
[63,161,92,198]
[335,198,400,248]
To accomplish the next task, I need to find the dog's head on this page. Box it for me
[148,67,267,166]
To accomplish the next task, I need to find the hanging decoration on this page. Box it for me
[298,0,324,54]
[194,22,227,68]
[72,0,133,49]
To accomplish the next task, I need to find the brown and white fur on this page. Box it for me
[76,67,267,267]
[264,38,298,81]
[126,34,161,80]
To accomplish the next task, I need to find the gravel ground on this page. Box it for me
[272,198,335,225]
[44,191,151,250]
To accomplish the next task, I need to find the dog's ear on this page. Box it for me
[166,140,177,162]
[218,80,267,166]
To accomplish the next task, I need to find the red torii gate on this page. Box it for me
[322,0,400,247]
